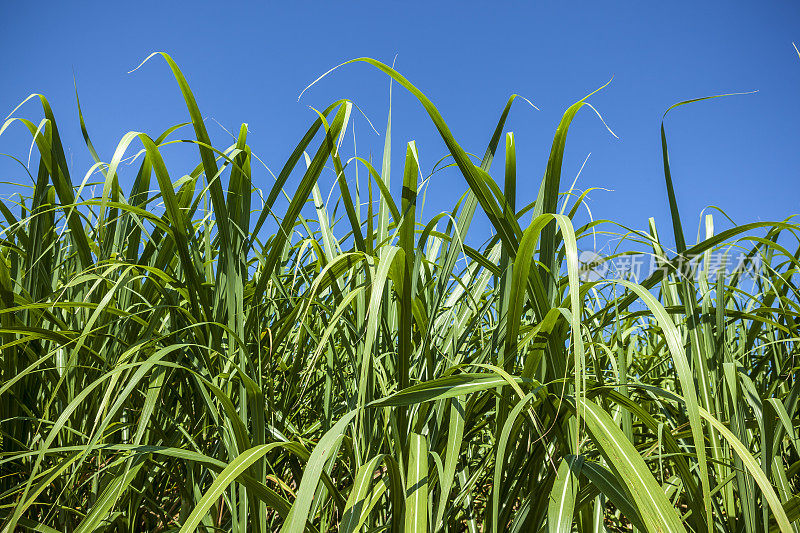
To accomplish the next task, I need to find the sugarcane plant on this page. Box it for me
[0,53,799,532]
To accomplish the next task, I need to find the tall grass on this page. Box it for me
[1,53,799,532]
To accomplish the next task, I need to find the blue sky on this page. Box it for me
[2,1,799,252]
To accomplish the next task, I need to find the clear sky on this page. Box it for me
[2,1,799,252]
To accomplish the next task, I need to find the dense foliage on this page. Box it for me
[1,54,799,532]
